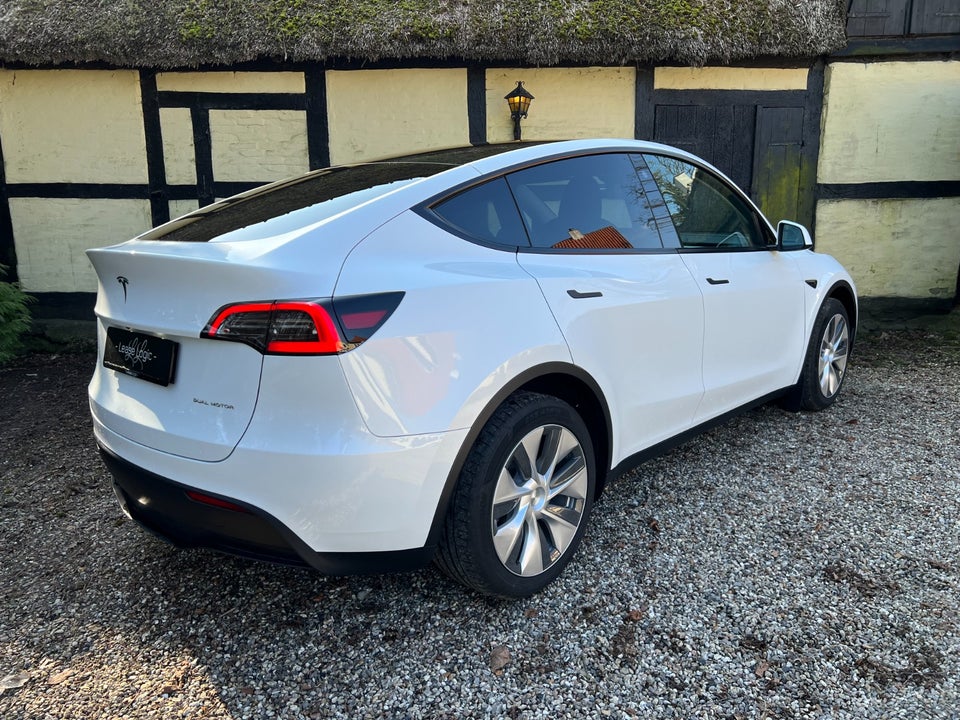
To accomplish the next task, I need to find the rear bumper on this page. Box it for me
[100,447,436,575]
[91,352,470,555]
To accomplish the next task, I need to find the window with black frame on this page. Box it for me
[641,154,767,250]
[505,154,665,251]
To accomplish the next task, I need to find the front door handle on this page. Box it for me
[706,277,730,285]
[567,290,603,299]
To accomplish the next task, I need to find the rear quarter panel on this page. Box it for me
[334,210,571,438]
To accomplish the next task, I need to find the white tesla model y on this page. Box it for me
[88,139,856,597]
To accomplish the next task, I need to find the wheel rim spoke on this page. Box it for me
[514,429,541,480]
[540,427,578,480]
[819,361,834,394]
[548,455,587,501]
[833,352,848,375]
[517,512,545,575]
[829,316,847,346]
[493,465,529,506]
[827,366,839,395]
[536,426,561,476]
[493,503,527,564]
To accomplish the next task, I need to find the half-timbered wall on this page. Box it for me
[0,56,957,318]
[815,59,960,302]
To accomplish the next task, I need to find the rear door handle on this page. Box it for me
[706,277,729,285]
[567,290,603,299]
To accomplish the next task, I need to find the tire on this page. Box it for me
[797,298,851,411]
[435,392,596,598]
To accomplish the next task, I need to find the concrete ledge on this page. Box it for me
[858,296,959,333]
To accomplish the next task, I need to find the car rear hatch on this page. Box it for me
[87,233,353,462]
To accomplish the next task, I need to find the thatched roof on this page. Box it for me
[0,0,847,69]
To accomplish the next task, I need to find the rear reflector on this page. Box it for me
[201,293,403,355]
[339,310,387,330]
[185,490,250,514]
[332,292,404,345]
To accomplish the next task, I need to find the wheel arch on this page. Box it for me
[826,280,858,341]
[424,362,613,550]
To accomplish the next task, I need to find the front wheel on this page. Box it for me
[798,298,851,411]
[435,392,596,597]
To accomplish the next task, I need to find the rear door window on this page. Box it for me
[505,154,664,250]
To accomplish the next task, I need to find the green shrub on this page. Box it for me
[0,264,34,365]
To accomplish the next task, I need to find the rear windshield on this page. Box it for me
[141,163,450,243]
[141,144,526,243]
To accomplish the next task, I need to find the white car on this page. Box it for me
[88,139,855,597]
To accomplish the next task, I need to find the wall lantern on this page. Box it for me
[504,81,534,141]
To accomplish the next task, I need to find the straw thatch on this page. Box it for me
[0,0,848,68]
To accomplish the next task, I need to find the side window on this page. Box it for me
[505,154,664,250]
[431,177,529,247]
[641,154,769,250]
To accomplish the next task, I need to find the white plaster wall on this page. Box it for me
[655,67,808,90]
[819,60,960,183]
[485,67,635,143]
[326,69,469,164]
[209,110,309,183]
[816,197,960,299]
[160,107,197,185]
[156,72,305,94]
[169,199,200,221]
[10,198,153,293]
[0,69,147,184]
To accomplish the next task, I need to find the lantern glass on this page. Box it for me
[504,82,534,117]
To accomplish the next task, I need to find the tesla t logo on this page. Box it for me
[117,276,129,302]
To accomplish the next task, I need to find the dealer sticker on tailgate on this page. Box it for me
[104,327,178,386]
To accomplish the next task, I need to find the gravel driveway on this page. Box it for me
[1,324,958,719]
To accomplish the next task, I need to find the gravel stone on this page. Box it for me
[1,325,958,719]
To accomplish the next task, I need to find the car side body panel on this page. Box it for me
[789,250,859,343]
[680,249,807,423]
[516,250,705,466]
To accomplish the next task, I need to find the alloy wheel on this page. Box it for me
[490,424,588,577]
[818,313,849,398]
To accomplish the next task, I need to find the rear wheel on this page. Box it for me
[436,392,595,597]
[799,298,851,411]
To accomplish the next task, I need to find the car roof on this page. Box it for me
[348,138,710,175]
[139,139,739,245]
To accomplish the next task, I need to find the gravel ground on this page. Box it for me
[1,324,958,719]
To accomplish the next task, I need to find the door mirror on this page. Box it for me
[777,221,813,251]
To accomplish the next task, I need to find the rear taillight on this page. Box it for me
[201,293,403,355]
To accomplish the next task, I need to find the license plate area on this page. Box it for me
[104,327,178,386]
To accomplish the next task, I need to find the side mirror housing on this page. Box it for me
[777,221,814,251]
